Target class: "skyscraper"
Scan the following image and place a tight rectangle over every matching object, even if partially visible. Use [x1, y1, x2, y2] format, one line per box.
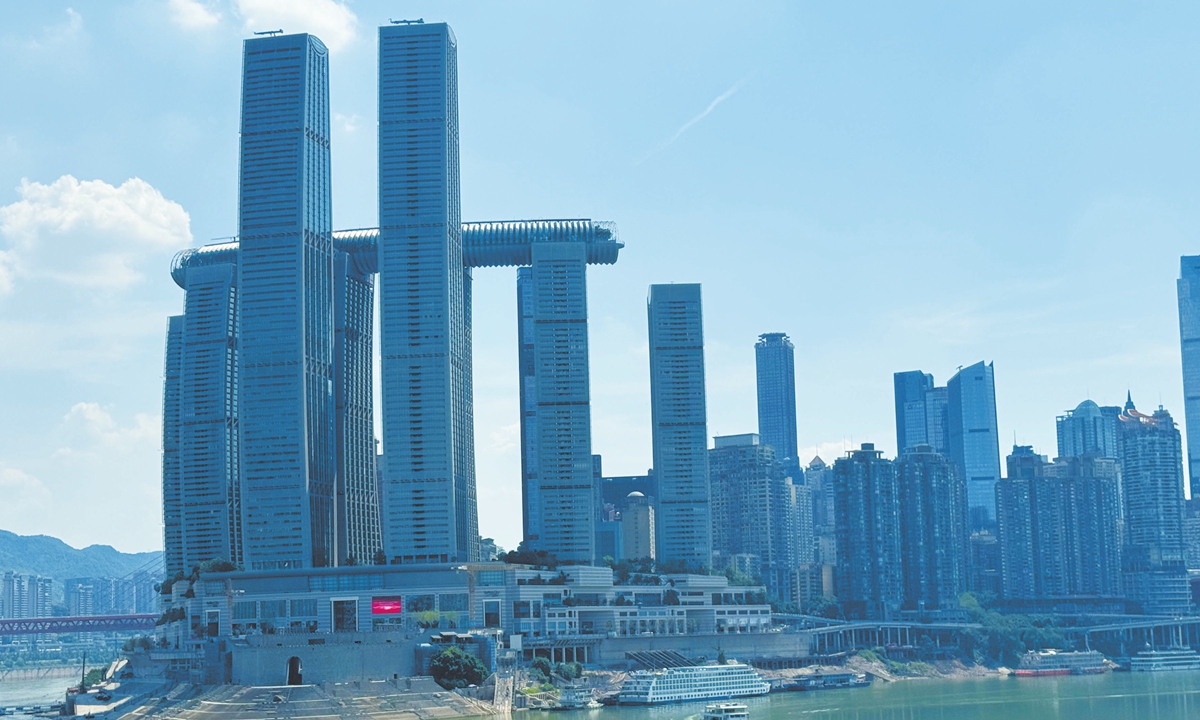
[1056, 399, 1120, 460]
[236, 33, 335, 571]
[893, 370, 948, 454]
[378, 22, 477, 564]
[709, 433, 809, 599]
[755, 334, 798, 469]
[1178, 255, 1200, 498]
[833, 444, 902, 620]
[947, 361, 1002, 526]
[895, 445, 968, 613]
[162, 315, 184, 578]
[648, 283, 712, 568]
[1118, 400, 1191, 615]
[996, 447, 1122, 603]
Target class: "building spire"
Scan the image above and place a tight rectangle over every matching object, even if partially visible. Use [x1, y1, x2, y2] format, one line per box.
[1126, 390, 1135, 411]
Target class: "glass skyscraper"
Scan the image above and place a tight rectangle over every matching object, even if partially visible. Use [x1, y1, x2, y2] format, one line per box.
[946, 361, 1002, 526]
[1056, 399, 1120, 460]
[1178, 255, 1200, 498]
[893, 370, 948, 454]
[378, 22, 477, 564]
[236, 33, 336, 570]
[648, 284, 712, 567]
[755, 333, 798, 469]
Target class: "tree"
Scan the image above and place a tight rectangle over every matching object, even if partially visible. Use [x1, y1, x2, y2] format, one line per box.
[530, 656, 553, 682]
[502, 542, 560, 569]
[430, 646, 488, 690]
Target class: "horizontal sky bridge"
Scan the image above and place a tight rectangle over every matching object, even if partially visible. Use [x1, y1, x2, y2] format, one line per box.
[0, 614, 158, 636]
[171, 219, 622, 288]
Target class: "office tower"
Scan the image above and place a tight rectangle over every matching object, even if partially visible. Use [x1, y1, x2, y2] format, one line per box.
[235, 33, 335, 570]
[709, 433, 809, 598]
[1118, 400, 1191, 614]
[648, 284, 712, 568]
[515, 239, 596, 564]
[1179, 256, 1200, 498]
[895, 445, 968, 613]
[947, 361, 1002, 526]
[755, 333, 798, 469]
[1056, 399, 1121, 459]
[996, 447, 1121, 603]
[164, 244, 241, 576]
[807, 456, 836, 565]
[378, 22, 477, 564]
[162, 316, 184, 577]
[893, 371, 949, 453]
[622, 492, 656, 560]
[833, 444, 902, 620]
[333, 233, 383, 565]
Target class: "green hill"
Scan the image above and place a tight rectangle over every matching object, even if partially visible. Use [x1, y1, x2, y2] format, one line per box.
[0, 529, 162, 581]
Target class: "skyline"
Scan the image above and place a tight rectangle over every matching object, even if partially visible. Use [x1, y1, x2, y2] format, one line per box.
[2, 1, 1200, 553]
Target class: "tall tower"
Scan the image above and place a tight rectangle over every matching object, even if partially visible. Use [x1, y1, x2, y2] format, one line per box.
[833, 444, 902, 620]
[648, 283, 711, 568]
[947, 361, 1001, 527]
[1056, 399, 1120, 460]
[237, 33, 336, 570]
[895, 445, 968, 611]
[162, 316, 184, 578]
[755, 333, 798, 469]
[1178, 256, 1200, 499]
[893, 370, 934, 452]
[378, 22, 478, 563]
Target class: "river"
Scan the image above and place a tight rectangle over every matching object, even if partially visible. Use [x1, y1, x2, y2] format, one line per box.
[566, 671, 1200, 720]
[0, 675, 74, 708]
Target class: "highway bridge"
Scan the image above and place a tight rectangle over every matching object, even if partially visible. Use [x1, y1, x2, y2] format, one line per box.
[0, 614, 157, 636]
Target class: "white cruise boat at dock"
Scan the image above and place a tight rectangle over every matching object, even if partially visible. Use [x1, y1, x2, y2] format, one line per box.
[1130, 647, 1200, 672]
[618, 663, 771, 705]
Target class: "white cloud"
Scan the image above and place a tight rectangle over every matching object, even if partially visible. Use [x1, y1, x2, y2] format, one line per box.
[169, 0, 221, 29]
[0, 465, 54, 535]
[58, 402, 159, 455]
[0, 175, 191, 293]
[637, 77, 749, 165]
[234, 0, 358, 52]
[28, 8, 84, 49]
[334, 112, 361, 133]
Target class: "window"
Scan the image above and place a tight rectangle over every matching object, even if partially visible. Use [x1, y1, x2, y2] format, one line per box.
[260, 600, 287, 619]
[513, 601, 531, 619]
[476, 570, 505, 586]
[291, 599, 318, 617]
[484, 600, 500, 628]
[333, 600, 357, 632]
[440, 593, 469, 612]
[407, 594, 434, 613]
[233, 601, 256, 620]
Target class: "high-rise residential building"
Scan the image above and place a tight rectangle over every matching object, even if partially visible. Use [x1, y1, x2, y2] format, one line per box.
[621, 492, 656, 560]
[996, 447, 1122, 603]
[709, 434, 810, 599]
[648, 283, 712, 568]
[755, 333, 798, 470]
[0, 573, 52, 619]
[1056, 399, 1121, 460]
[893, 370, 949, 453]
[1118, 400, 1191, 615]
[895, 445, 968, 613]
[947, 361, 1002, 526]
[332, 232, 383, 566]
[1178, 255, 1200, 498]
[378, 21, 476, 564]
[164, 244, 241, 577]
[236, 33, 336, 571]
[807, 456, 836, 566]
[833, 444, 902, 620]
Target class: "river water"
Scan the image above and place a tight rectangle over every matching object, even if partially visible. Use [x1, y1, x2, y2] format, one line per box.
[564, 671, 1200, 720]
[0, 675, 74, 708]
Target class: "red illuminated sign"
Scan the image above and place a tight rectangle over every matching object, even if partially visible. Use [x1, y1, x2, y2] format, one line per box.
[371, 596, 403, 615]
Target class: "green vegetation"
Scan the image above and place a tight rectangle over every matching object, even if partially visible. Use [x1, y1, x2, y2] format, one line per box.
[959, 592, 1064, 666]
[529, 656, 553, 682]
[502, 542, 560, 569]
[83, 669, 106, 686]
[556, 661, 583, 679]
[0, 529, 162, 582]
[430, 646, 488, 690]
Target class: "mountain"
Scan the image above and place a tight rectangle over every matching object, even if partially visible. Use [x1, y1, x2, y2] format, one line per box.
[0, 529, 163, 582]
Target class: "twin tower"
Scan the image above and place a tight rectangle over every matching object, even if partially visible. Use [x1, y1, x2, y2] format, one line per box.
[162, 25, 622, 577]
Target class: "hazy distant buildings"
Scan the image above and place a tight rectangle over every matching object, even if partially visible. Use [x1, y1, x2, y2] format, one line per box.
[1056, 399, 1121, 460]
[621, 492, 656, 560]
[894, 371, 944, 452]
[755, 333, 799, 471]
[1178, 255, 1200, 497]
[895, 445, 968, 613]
[648, 284, 712, 568]
[807, 456, 836, 566]
[1118, 399, 1191, 615]
[833, 444, 902, 620]
[0, 573, 52, 619]
[947, 361, 1002, 527]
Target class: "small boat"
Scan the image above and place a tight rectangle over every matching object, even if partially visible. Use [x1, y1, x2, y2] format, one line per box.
[703, 702, 749, 720]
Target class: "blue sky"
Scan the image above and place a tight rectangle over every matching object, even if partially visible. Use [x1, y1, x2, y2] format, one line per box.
[1, 1, 1198, 553]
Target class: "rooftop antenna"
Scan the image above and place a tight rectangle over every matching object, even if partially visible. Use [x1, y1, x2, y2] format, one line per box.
[390, 18, 424, 24]
[253, 29, 283, 36]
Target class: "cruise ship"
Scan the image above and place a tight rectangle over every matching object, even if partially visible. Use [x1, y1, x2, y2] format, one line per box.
[1129, 648, 1200, 672]
[618, 663, 771, 705]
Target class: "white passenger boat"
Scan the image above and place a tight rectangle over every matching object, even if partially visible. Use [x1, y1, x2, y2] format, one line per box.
[703, 702, 749, 720]
[618, 663, 770, 705]
[1130, 648, 1200, 672]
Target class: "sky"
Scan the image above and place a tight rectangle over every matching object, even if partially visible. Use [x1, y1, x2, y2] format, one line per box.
[1, 1, 1199, 554]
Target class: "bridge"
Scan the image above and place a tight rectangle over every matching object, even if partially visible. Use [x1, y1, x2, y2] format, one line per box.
[1064, 616, 1200, 650]
[0, 614, 157, 636]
